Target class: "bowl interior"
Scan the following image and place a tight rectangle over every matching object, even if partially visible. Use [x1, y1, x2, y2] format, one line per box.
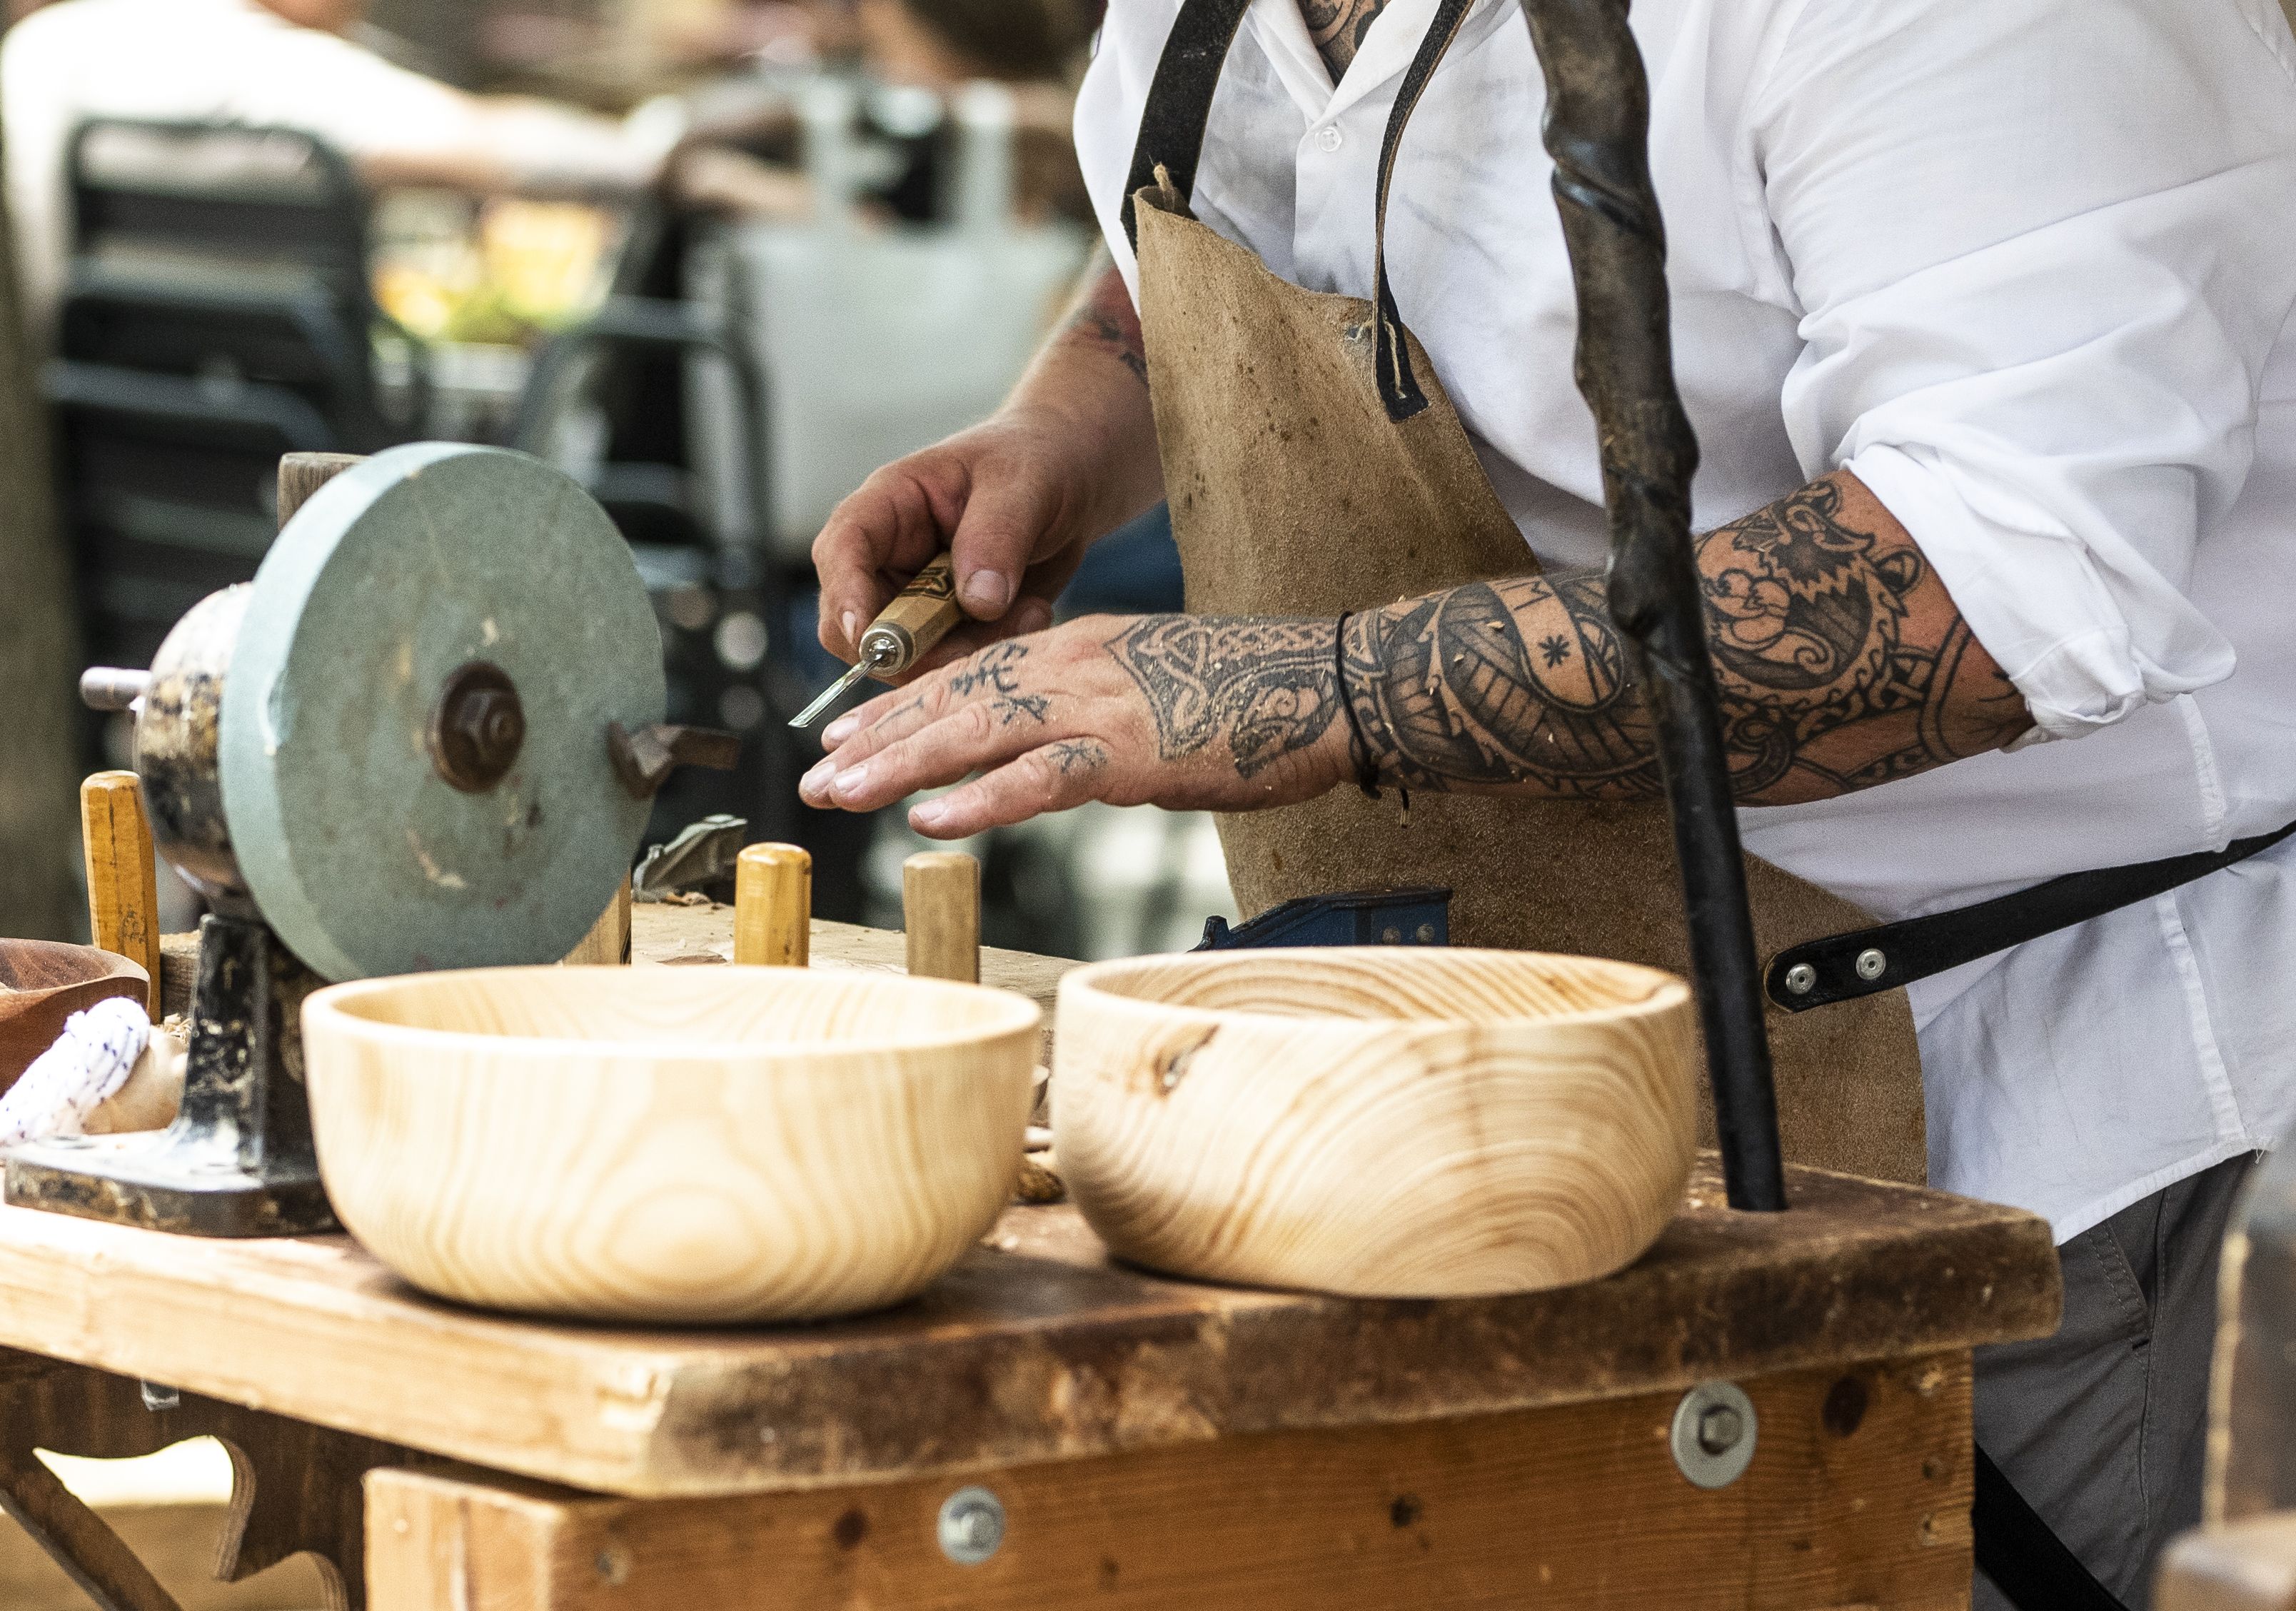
[316, 965, 1040, 1055]
[1072, 948, 1684, 1028]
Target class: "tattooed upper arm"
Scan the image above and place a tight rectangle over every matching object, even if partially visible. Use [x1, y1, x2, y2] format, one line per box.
[1341, 473, 2032, 806]
[1053, 243, 1147, 386]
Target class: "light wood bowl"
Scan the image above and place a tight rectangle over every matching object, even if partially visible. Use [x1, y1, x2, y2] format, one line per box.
[302, 967, 1041, 1325]
[1054, 948, 1698, 1299]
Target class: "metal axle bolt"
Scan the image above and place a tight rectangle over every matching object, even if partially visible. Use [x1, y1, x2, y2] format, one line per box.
[1696, 1403, 1745, 1455]
[937, 1486, 1006, 1565]
[1671, 1382, 1758, 1489]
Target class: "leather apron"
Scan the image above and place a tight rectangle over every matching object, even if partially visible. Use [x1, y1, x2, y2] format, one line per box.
[1123, 0, 1928, 1184]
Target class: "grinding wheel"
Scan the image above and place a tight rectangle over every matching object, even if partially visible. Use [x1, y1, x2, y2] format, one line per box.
[218, 444, 666, 981]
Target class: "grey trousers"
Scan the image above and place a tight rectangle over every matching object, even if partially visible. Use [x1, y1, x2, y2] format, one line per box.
[1972, 1153, 2257, 1611]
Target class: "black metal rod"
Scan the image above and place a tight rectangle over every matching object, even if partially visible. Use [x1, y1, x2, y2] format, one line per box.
[1519, 0, 1788, 1211]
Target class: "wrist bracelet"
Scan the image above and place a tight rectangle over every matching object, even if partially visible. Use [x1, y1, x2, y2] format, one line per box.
[1334, 613, 1386, 802]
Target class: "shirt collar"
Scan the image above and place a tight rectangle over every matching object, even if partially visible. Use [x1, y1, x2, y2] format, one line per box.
[1246, 0, 1449, 126]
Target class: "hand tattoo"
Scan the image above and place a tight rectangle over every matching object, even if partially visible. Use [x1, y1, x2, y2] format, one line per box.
[1047, 739, 1110, 777]
[1299, 0, 1391, 79]
[1107, 616, 1344, 780]
[1343, 475, 2030, 805]
[1055, 244, 1147, 386]
[949, 643, 1029, 698]
[990, 692, 1052, 726]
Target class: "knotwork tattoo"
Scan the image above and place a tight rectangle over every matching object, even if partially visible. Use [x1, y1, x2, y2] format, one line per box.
[1107, 616, 1344, 780]
[1299, 0, 1392, 77]
[1342, 476, 2029, 804]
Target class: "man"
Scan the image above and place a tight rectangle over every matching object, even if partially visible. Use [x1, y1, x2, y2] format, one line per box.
[804, 0, 2296, 1602]
[1, 0, 683, 338]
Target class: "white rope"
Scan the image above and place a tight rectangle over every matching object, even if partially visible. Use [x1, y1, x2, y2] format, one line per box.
[0, 998, 152, 1149]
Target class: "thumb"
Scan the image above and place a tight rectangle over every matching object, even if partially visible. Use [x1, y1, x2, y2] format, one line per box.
[947, 469, 1064, 624]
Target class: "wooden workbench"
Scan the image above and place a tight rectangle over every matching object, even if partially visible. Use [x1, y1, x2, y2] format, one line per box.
[1, 911, 2058, 1610]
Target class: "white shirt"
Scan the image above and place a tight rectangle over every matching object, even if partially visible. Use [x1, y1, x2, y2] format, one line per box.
[2, 0, 663, 336]
[1076, 0, 2296, 1240]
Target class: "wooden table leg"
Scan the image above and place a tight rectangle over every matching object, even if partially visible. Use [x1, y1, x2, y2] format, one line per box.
[369, 1353, 1976, 1610]
[0, 1350, 423, 1611]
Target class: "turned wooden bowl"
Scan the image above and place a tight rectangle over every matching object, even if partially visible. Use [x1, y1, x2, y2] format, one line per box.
[1053, 948, 1698, 1299]
[0, 941, 150, 1091]
[302, 967, 1042, 1325]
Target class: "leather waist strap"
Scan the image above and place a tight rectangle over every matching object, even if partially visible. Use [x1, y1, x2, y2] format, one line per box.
[1767, 817, 2296, 1013]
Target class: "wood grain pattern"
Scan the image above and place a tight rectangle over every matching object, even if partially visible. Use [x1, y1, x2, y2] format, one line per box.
[1056, 948, 1698, 1298]
[902, 853, 980, 984]
[366, 1352, 1978, 1611]
[732, 845, 810, 967]
[559, 877, 631, 967]
[0, 942, 150, 1091]
[274, 455, 365, 528]
[79, 774, 161, 1017]
[0, 1161, 2055, 1498]
[301, 966, 1042, 1324]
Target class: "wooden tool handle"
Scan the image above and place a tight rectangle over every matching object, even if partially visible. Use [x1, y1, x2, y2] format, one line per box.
[79, 773, 161, 1016]
[902, 852, 980, 985]
[278, 453, 367, 530]
[862, 554, 965, 676]
[735, 845, 812, 967]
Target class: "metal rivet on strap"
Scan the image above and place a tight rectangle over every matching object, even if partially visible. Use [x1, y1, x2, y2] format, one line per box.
[1856, 948, 1888, 983]
[1783, 963, 1817, 996]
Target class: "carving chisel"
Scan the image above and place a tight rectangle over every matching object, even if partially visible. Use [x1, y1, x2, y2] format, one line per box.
[790, 553, 965, 728]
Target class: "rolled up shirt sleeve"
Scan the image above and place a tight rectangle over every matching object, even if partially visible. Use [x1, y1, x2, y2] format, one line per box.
[1757, 0, 2296, 740]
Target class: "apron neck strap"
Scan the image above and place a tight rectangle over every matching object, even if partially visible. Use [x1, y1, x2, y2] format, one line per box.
[1121, 0, 1488, 422]
[1122, 0, 1256, 249]
[1372, 0, 1481, 421]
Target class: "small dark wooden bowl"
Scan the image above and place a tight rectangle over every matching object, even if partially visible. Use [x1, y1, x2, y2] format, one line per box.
[0, 942, 150, 1093]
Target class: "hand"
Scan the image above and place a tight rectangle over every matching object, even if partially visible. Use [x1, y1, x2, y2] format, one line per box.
[812, 406, 1142, 673]
[797, 614, 1356, 839]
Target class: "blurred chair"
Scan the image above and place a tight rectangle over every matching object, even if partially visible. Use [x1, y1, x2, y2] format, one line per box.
[45, 118, 423, 672]
[508, 206, 833, 893]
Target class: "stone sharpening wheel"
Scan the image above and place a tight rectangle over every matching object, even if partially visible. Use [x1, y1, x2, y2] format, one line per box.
[7, 446, 737, 1238]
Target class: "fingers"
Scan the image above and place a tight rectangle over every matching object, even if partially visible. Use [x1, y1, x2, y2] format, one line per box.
[911, 741, 1117, 838]
[812, 462, 962, 659]
[807, 695, 1064, 813]
[945, 466, 1070, 624]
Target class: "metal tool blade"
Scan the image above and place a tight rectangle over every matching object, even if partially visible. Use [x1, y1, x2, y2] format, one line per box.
[790, 657, 878, 729]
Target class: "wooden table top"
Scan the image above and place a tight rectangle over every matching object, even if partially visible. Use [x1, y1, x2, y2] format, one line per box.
[0, 1155, 2056, 1500]
[105, 911, 2060, 1500]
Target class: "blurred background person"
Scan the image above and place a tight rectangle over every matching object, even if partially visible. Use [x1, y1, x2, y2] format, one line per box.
[1, 0, 691, 342]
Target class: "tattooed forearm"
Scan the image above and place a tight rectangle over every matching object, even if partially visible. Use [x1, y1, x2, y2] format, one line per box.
[1342, 473, 2031, 806]
[1053, 244, 1147, 386]
[1299, 0, 1391, 79]
[1107, 616, 1345, 780]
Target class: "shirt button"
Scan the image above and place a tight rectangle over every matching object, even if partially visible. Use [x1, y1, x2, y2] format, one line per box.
[1315, 124, 1344, 153]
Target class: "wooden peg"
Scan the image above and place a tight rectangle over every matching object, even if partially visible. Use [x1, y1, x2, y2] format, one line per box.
[903, 852, 980, 984]
[735, 845, 812, 967]
[563, 875, 633, 966]
[277, 452, 366, 529]
[79, 772, 161, 1015]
